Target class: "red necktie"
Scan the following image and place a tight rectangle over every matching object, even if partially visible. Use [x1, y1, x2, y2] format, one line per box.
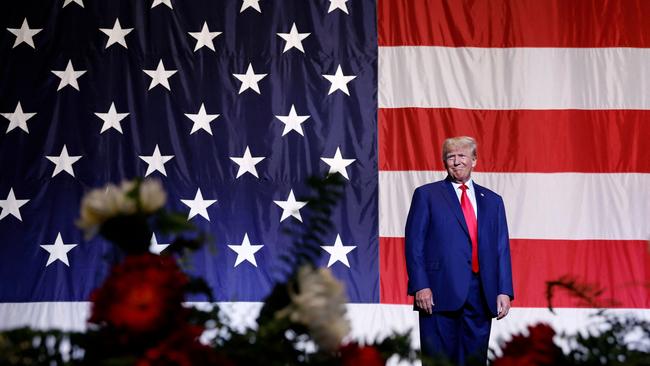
[460, 184, 479, 273]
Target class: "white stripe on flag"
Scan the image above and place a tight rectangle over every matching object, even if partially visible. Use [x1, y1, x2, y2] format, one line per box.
[379, 171, 650, 239]
[379, 47, 650, 109]
[0, 302, 89, 331]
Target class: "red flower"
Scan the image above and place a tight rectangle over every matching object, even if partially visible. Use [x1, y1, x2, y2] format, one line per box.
[340, 343, 385, 366]
[494, 323, 563, 366]
[136, 325, 234, 366]
[89, 254, 189, 333]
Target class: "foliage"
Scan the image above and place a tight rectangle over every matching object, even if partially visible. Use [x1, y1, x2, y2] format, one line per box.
[491, 276, 650, 366]
[0, 176, 418, 365]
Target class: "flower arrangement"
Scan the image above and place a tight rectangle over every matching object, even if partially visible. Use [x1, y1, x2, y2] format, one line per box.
[274, 266, 351, 353]
[492, 323, 562, 366]
[0, 176, 416, 365]
[77, 179, 167, 240]
[89, 254, 189, 334]
[489, 277, 650, 366]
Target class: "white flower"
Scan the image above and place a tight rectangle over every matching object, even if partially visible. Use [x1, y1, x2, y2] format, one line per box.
[276, 266, 350, 352]
[137, 179, 166, 213]
[106, 183, 138, 216]
[76, 179, 166, 239]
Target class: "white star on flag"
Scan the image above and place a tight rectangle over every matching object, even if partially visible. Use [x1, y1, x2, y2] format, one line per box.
[95, 102, 129, 134]
[189, 22, 221, 52]
[230, 146, 265, 178]
[277, 23, 310, 53]
[0, 188, 29, 221]
[7, 18, 42, 49]
[143, 60, 177, 91]
[240, 0, 261, 13]
[139, 145, 174, 177]
[149, 234, 170, 255]
[328, 0, 349, 14]
[184, 103, 219, 135]
[51, 60, 87, 91]
[40, 233, 77, 267]
[228, 233, 264, 267]
[1, 102, 36, 134]
[46, 145, 82, 177]
[99, 19, 133, 49]
[63, 0, 84, 8]
[274, 104, 310, 136]
[273, 189, 308, 222]
[321, 234, 357, 268]
[151, 0, 173, 9]
[323, 65, 356, 95]
[181, 188, 217, 221]
[321, 147, 356, 180]
[321, 234, 356, 267]
[233, 63, 268, 94]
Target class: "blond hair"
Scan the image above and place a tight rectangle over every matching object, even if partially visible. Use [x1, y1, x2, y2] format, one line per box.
[441, 136, 477, 161]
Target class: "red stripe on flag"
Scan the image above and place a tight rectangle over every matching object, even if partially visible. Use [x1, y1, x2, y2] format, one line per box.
[380, 237, 650, 308]
[380, 237, 413, 305]
[379, 108, 650, 172]
[378, 0, 650, 47]
[511, 239, 650, 308]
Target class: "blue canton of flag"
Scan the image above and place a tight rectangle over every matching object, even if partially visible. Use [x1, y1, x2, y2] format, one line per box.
[0, 0, 378, 312]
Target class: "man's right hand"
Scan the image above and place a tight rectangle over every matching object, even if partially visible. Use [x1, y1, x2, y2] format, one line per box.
[415, 288, 434, 314]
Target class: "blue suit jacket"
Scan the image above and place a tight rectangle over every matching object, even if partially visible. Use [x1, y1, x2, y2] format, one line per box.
[405, 178, 514, 317]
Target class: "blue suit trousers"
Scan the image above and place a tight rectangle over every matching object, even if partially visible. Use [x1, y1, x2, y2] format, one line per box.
[419, 274, 492, 366]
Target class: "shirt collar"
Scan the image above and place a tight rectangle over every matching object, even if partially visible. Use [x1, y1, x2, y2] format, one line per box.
[451, 178, 474, 192]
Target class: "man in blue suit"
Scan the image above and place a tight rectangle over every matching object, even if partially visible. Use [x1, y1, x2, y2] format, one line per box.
[405, 136, 514, 365]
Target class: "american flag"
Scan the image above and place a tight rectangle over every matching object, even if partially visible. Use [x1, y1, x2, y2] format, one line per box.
[1, 0, 649, 350]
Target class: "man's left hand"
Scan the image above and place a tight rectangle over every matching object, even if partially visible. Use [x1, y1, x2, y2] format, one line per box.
[496, 294, 511, 320]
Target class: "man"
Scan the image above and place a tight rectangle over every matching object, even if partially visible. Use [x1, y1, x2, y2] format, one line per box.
[405, 136, 514, 365]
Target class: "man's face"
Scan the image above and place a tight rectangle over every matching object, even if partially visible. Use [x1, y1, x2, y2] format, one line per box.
[443, 145, 477, 183]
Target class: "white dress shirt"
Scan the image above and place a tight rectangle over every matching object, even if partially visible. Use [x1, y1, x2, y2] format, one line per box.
[451, 179, 478, 219]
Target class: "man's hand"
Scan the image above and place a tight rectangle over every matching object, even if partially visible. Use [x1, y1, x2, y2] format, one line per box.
[496, 294, 511, 320]
[415, 288, 434, 314]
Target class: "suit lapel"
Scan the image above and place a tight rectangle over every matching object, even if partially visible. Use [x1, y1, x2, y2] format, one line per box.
[441, 178, 470, 236]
